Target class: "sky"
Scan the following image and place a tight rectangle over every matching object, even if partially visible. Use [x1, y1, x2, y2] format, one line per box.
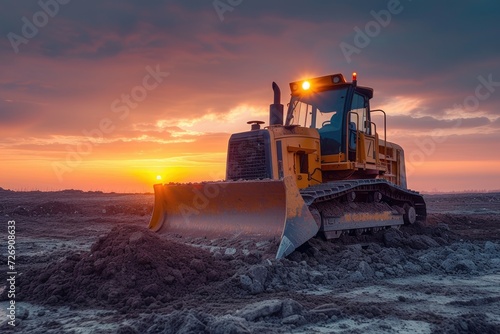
[1, 0, 499, 193]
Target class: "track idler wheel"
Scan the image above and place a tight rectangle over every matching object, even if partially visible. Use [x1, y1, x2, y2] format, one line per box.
[367, 191, 382, 203]
[403, 203, 417, 225]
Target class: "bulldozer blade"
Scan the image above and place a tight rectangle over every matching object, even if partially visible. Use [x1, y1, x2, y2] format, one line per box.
[148, 176, 319, 259]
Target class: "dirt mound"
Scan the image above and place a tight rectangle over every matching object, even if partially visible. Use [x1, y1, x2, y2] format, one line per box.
[31, 201, 78, 215]
[10, 226, 234, 311]
[102, 203, 152, 216]
[7, 201, 78, 216]
[427, 213, 500, 240]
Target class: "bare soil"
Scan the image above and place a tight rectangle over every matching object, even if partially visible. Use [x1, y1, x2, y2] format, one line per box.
[0, 189, 499, 333]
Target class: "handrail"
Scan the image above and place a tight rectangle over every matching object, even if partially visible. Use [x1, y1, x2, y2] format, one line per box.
[370, 109, 387, 168]
[369, 121, 377, 138]
[346, 111, 359, 162]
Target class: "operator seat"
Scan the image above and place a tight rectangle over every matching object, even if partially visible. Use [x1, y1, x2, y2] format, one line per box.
[318, 112, 342, 155]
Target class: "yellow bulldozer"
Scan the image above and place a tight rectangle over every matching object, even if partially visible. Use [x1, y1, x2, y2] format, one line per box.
[149, 73, 426, 258]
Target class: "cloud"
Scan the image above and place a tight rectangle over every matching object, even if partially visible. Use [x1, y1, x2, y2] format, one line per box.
[0, 127, 230, 161]
[386, 115, 492, 131]
[492, 117, 500, 128]
[391, 131, 500, 164]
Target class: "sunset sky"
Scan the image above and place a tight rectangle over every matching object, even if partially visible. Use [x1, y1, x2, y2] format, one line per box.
[1, 0, 499, 193]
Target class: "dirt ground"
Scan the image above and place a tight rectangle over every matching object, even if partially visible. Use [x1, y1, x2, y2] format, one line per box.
[0, 188, 499, 333]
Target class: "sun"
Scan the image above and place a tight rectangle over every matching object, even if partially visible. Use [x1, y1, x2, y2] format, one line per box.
[156, 175, 162, 181]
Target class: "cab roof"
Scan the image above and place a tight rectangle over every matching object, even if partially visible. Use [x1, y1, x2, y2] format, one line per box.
[289, 73, 373, 99]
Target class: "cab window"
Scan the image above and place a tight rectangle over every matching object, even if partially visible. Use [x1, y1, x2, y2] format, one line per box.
[287, 88, 348, 129]
[349, 93, 370, 134]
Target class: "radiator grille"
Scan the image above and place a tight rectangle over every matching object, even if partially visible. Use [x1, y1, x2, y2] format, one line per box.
[227, 134, 270, 180]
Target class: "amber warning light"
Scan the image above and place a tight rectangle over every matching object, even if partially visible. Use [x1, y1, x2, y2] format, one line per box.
[352, 72, 357, 81]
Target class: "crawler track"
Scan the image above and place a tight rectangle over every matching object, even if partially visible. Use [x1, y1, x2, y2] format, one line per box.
[300, 179, 427, 238]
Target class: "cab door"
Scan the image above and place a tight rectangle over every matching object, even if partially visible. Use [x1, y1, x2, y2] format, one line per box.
[349, 93, 377, 164]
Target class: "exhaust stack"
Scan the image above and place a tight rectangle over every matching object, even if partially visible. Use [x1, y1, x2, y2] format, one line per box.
[269, 82, 284, 126]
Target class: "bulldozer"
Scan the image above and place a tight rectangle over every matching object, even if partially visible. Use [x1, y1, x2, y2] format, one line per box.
[149, 73, 426, 259]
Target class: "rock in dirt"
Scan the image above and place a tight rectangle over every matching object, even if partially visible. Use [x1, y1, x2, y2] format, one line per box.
[358, 261, 374, 279]
[383, 228, 406, 248]
[408, 235, 440, 249]
[136, 311, 252, 334]
[236, 299, 283, 321]
[208, 315, 251, 334]
[441, 258, 477, 273]
[235, 299, 305, 322]
[239, 265, 269, 294]
[147, 311, 207, 334]
[282, 314, 306, 325]
[281, 299, 305, 318]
